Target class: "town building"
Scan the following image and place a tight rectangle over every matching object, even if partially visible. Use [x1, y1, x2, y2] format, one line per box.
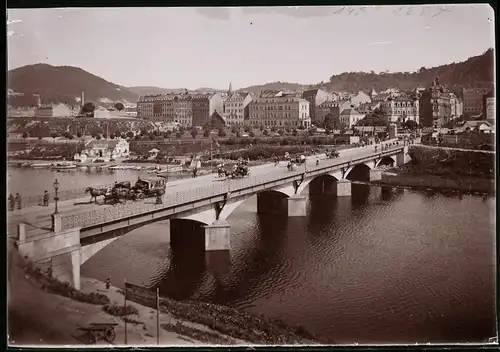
[419, 78, 452, 128]
[223, 91, 253, 126]
[315, 100, 353, 126]
[35, 103, 73, 118]
[248, 91, 311, 129]
[124, 107, 137, 117]
[456, 120, 493, 133]
[301, 89, 334, 125]
[81, 138, 130, 161]
[8, 107, 36, 118]
[137, 92, 222, 127]
[462, 88, 489, 116]
[380, 94, 420, 124]
[449, 93, 463, 119]
[349, 91, 372, 108]
[94, 106, 111, 119]
[483, 90, 495, 121]
[339, 108, 365, 129]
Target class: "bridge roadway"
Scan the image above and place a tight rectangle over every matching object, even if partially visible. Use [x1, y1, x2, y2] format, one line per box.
[14, 141, 404, 238]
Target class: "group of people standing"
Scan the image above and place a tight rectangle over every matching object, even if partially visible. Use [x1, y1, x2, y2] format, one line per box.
[8, 190, 51, 211]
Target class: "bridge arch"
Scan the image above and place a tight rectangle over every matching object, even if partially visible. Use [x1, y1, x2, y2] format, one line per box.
[345, 163, 372, 181]
[376, 156, 396, 168]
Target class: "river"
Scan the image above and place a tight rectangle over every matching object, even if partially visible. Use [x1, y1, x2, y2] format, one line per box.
[10, 169, 497, 344]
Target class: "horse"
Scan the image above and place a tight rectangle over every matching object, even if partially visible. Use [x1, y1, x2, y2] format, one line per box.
[85, 187, 107, 203]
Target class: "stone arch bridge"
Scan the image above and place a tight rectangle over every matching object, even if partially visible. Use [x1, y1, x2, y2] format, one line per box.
[16, 145, 409, 289]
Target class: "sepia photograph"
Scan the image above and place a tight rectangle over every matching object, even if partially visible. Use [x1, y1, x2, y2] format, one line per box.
[7, 4, 497, 347]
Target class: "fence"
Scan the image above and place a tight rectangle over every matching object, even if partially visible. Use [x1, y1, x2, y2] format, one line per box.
[60, 145, 405, 230]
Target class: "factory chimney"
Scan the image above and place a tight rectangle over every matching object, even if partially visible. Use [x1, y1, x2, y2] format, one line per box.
[81, 92, 85, 107]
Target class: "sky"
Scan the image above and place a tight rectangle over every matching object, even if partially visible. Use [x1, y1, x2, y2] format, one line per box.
[7, 5, 495, 90]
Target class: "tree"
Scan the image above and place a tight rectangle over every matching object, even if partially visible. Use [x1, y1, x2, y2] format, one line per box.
[120, 133, 126, 139]
[22, 132, 29, 140]
[292, 129, 298, 137]
[149, 133, 155, 141]
[164, 130, 172, 138]
[191, 127, 198, 139]
[218, 128, 226, 137]
[231, 126, 239, 134]
[114, 102, 125, 111]
[308, 126, 317, 136]
[402, 120, 418, 130]
[244, 126, 251, 133]
[103, 133, 107, 139]
[324, 113, 340, 131]
[263, 129, 269, 136]
[140, 128, 148, 136]
[178, 126, 185, 136]
[76, 131, 82, 138]
[176, 132, 182, 139]
[126, 131, 135, 139]
[203, 129, 210, 138]
[81, 102, 96, 116]
[278, 129, 285, 136]
[96, 134, 102, 140]
[50, 132, 58, 142]
[270, 126, 277, 133]
[249, 131, 255, 137]
[109, 133, 116, 139]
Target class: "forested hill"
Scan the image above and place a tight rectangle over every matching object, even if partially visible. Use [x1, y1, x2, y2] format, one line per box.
[240, 48, 494, 94]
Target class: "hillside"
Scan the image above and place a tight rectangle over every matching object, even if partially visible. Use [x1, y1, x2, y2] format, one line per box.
[8, 64, 139, 106]
[128, 86, 223, 96]
[239, 49, 494, 94]
[239, 81, 310, 94]
[8, 48, 494, 107]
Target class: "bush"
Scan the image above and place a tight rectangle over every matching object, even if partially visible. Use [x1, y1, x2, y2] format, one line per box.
[103, 303, 139, 317]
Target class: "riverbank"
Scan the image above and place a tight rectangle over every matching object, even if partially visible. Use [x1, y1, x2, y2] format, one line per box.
[373, 170, 495, 194]
[8, 242, 319, 346]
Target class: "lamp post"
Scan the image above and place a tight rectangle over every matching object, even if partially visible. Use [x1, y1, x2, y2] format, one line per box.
[53, 178, 60, 214]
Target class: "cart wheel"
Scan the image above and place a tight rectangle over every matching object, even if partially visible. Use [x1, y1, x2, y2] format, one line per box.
[105, 327, 116, 343]
[138, 193, 145, 200]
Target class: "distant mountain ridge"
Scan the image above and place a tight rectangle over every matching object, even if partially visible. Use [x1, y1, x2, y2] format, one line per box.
[8, 48, 493, 108]
[8, 64, 139, 106]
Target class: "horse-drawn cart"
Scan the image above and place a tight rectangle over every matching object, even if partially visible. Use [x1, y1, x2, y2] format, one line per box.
[76, 322, 117, 344]
[134, 177, 167, 198]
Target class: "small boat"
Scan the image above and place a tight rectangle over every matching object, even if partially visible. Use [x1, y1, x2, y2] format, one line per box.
[52, 161, 77, 170]
[32, 163, 53, 168]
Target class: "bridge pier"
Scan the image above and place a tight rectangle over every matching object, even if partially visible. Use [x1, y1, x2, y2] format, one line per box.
[369, 169, 383, 181]
[287, 195, 307, 217]
[337, 179, 352, 197]
[204, 220, 231, 251]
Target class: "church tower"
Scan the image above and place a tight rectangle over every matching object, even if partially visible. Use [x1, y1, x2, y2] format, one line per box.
[228, 82, 232, 95]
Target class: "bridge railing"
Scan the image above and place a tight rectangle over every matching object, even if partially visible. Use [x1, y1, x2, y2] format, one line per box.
[21, 182, 119, 208]
[60, 145, 405, 230]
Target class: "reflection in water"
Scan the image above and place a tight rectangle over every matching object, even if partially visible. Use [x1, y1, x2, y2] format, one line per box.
[81, 185, 495, 344]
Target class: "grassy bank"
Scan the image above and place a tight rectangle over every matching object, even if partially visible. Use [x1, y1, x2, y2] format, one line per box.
[373, 171, 495, 194]
[11, 249, 320, 346]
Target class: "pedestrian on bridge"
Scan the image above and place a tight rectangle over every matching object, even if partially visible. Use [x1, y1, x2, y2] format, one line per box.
[43, 190, 50, 206]
[8, 194, 15, 211]
[15, 193, 22, 210]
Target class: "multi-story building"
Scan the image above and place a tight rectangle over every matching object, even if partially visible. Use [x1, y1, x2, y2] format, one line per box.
[339, 108, 365, 129]
[349, 91, 372, 108]
[462, 88, 489, 116]
[419, 78, 452, 128]
[483, 90, 495, 121]
[35, 103, 73, 118]
[380, 94, 420, 124]
[449, 92, 463, 119]
[301, 89, 333, 125]
[223, 92, 253, 126]
[8, 107, 36, 118]
[137, 92, 222, 127]
[248, 91, 311, 129]
[191, 93, 211, 127]
[316, 100, 354, 125]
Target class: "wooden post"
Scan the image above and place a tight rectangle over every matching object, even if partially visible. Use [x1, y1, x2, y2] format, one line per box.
[124, 278, 128, 345]
[156, 287, 160, 345]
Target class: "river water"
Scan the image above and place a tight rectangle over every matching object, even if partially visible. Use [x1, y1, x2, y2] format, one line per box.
[10, 168, 497, 344]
